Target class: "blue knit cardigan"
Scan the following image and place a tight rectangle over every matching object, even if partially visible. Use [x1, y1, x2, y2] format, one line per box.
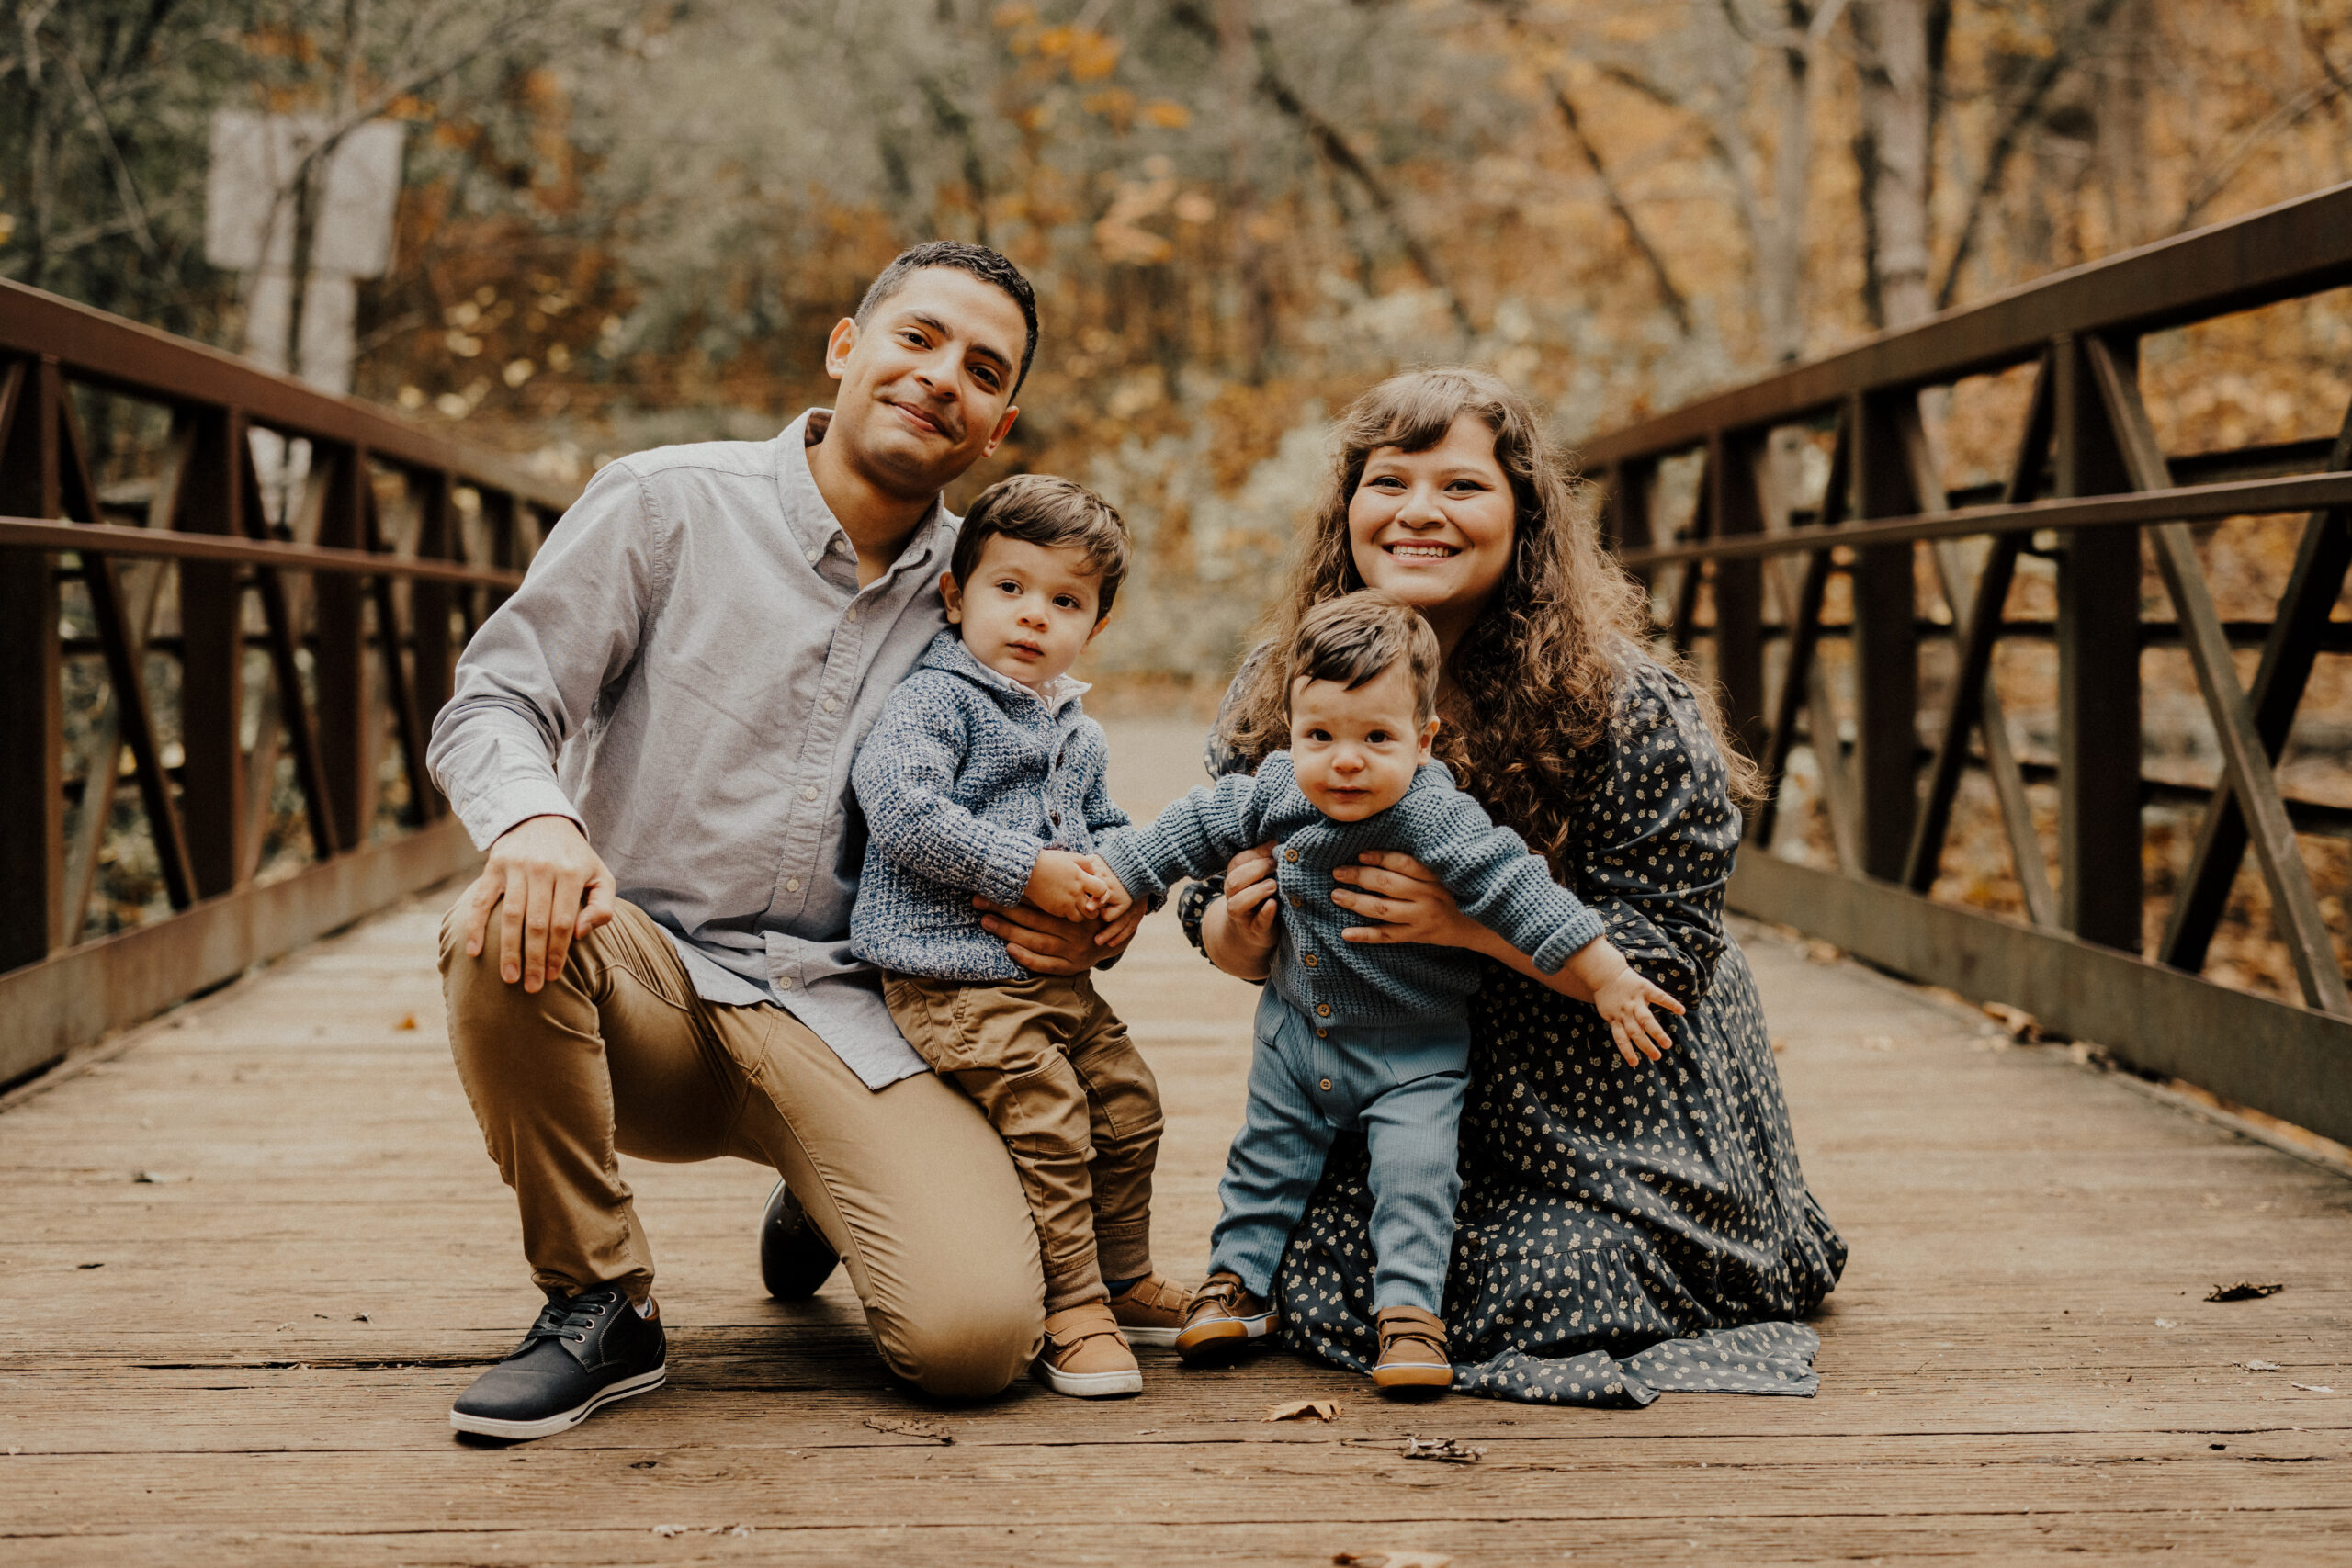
[849, 631, 1129, 982]
[1098, 754, 1605, 1027]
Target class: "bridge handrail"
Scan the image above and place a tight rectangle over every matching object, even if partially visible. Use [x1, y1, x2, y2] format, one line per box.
[1581, 180, 2352, 1147]
[0, 277, 580, 1087]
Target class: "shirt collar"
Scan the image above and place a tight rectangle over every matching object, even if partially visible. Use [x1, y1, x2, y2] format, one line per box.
[922, 627, 1091, 715]
[775, 409, 956, 585]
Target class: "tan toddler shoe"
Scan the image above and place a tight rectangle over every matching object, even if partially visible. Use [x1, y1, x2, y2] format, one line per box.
[1032, 1301, 1142, 1398]
[1173, 1272, 1278, 1365]
[1106, 1273, 1193, 1348]
[1371, 1304, 1452, 1396]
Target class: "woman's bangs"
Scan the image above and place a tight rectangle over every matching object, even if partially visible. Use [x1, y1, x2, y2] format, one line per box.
[1351, 378, 1495, 457]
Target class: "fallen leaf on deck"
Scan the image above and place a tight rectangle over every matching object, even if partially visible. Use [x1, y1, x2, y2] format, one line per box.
[1983, 1002, 2041, 1042]
[2207, 1281, 2284, 1303]
[133, 1170, 186, 1184]
[353, 1313, 372, 1324]
[1769, 1036, 1786, 1055]
[1264, 1398, 1342, 1423]
[2154, 1318, 2178, 1328]
[2291, 1383, 2336, 1393]
[863, 1416, 954, 1444]
[396, 1012, 419, 1031]
[1397, 1435, 1484, 1464]
[1334, 1552, 1453, 1567]
[2244, 1359, 2282, 1372]
[651, 1524, 687, 1537]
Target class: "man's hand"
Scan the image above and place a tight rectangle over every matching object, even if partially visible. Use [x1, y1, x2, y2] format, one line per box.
[458, 814, 618, 993]
[975, 893, 1143, 976]
[1024, 848, 1114, 921]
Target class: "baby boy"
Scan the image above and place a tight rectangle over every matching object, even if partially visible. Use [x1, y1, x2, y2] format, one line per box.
[1094, 592, 1683, 1394]
[849, 474, 1189, 1399]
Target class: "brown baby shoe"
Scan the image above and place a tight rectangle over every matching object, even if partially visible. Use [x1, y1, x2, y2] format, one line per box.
[1107, 1273, 1193, 1348]
[1371, 1305, 1453, 1395]
[1173, 1271, 1278, 1365]
[1032, 1301, 1142, 1398]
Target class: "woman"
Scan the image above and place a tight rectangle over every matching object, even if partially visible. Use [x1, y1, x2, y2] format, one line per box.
[1182, 367, 1845, 1405]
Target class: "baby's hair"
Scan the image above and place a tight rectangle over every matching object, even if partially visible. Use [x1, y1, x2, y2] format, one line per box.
[1286, 591, 1442, 727]
[949, 474, 1132, 617]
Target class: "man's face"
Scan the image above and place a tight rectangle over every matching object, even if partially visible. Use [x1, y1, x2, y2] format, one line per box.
[824, 268, 1027, 499]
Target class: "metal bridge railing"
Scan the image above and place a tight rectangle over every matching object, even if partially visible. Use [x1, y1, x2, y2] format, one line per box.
[1584, 182, 2352, 1145]
[0, 280, 577, 1085]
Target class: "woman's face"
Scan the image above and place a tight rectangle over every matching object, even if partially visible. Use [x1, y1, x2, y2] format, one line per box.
[1346, 414, 1518, 627]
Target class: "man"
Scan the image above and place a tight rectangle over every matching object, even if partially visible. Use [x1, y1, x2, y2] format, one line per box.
[428, 243, 1175, 1441]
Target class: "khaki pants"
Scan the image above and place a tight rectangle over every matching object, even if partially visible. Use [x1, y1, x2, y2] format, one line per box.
[884, 973, 1162, 1313]
[438, 897, 1043, 1398]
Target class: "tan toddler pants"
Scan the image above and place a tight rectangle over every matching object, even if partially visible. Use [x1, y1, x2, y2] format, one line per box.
[883, 972, 1162, 1312]
[439, 897, 1044, 1398]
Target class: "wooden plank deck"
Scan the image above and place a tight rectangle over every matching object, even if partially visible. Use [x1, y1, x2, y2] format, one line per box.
[3, 718, 2348, 1566]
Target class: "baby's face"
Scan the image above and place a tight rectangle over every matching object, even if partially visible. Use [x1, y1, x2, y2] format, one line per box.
[941, 535, 1107, 692]
[1287, 663, 1437, 822]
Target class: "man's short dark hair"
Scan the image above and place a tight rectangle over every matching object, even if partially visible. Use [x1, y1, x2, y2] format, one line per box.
[950, 474, 1131, 618]
[1286, 592, 1442, 724]
[855, 242, 1040, 397]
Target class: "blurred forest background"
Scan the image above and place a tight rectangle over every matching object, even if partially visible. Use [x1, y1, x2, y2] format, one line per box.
[10, 0, 2352, 998]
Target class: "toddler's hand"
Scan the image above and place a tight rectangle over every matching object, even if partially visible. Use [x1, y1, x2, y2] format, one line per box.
[1566, 937, 1687, 1068]
[1025, 848, 1112, 921]
[1078, 853, 1136, 924]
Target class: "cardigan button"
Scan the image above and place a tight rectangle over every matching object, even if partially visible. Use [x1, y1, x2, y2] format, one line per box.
[1318, 1077, 1333, 1091]
[1315, 1003, 1331, 1018]
[1316, 1028, 1328, 1039]
[1303, 953, 1317, 967]
[1284, 848, 1299, 863]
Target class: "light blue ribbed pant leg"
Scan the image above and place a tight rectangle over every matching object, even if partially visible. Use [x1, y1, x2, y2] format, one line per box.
[1205, 995, 1335, 1300]
[1358, 1066, 1466, 1313]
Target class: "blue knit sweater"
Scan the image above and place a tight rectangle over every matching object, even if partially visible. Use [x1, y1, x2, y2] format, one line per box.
[850, 631, 1129, 982]
[1098, 755, 1606, 1027]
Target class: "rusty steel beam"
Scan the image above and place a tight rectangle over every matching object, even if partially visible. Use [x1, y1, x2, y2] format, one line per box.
[1583, 181, 2352, 465]
[0, 280, 572, 513]
[0, 517, 526, 586]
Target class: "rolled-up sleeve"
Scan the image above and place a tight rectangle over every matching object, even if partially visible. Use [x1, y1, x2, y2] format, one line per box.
[427, 459, 672, 851]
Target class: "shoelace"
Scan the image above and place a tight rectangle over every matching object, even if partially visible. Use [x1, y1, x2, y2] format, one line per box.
[520, 1288, 621, 1350]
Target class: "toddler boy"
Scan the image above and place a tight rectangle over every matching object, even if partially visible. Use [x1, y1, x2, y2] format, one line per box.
[850, 474, 1188, 1399]
[1094, 592, 1683, 1394]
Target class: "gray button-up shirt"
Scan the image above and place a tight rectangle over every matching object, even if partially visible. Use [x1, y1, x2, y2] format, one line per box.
[426, 410, 952, 1089]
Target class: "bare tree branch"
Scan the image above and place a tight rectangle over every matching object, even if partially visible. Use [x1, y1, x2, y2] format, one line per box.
[1545, 75, 1692, 333]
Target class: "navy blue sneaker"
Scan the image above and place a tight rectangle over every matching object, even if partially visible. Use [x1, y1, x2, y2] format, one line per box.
[759, 1177, 841, 1300]
[449, 1286, 666, 1440]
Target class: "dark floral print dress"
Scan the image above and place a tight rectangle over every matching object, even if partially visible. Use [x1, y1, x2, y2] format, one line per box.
[1177, 654, 1846, 1406]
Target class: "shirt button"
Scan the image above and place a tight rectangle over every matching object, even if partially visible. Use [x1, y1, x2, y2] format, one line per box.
[1315, 1002, 1331, 1018]
[845, 605, 861, 623]
[1318, 1078, 1333, 1091]
[805, 547, 821, 564]
[801, 785, 820, 803]
[776, 976, 795, 990]
[822, 696, 839, 713]
[786, 877, 801, 893]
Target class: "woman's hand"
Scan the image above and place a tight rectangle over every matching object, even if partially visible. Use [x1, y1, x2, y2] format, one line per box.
[1201, 841, 1279, 980]
[1331, 851, 1485, 950]
[976, 894, 1144, 975]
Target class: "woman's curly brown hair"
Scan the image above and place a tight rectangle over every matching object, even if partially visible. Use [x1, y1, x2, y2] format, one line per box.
[1224, 367, 1758, 868]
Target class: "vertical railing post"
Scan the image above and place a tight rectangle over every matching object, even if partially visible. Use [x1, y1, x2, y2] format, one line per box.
[0, 358, 66, 965]
[313, 446, 372, 852]
[1710, 431, 1770, 764]
[407, 469, 456, 818]
[174, 407, 251, 897]
[2052, 333, 2145, 951]
[1849, 390, 1923, 880]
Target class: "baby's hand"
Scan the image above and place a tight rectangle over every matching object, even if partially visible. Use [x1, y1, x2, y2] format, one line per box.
[1078, 853, 1136, 924]
[1025, 848, 1112, 921]
[1566, 938, 1687, 1068]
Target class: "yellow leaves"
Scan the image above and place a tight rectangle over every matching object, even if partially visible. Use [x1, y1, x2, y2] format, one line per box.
[992, 2, 1036, 27]
[1143, 99, 1192, 130]
[1085, 88, 1136, 131]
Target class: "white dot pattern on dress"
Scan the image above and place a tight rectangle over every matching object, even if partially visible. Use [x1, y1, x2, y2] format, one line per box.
[1185, 653, 1848, 1407]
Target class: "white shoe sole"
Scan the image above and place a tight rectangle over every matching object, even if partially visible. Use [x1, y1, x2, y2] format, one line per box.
[449, 1364, 667, 1440]
[1032, 1359, 1143, 1398]
[1116, 1324, 1182, 1348]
